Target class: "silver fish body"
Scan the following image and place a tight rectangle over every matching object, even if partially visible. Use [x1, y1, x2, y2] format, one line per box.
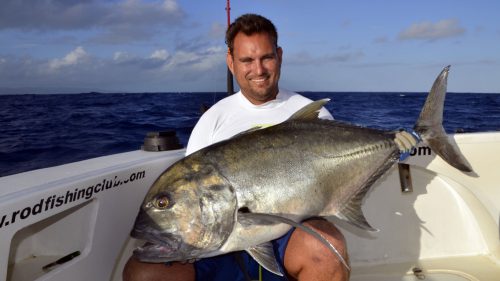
[131, 66, 472, 274]
[209, 119, 398, 250]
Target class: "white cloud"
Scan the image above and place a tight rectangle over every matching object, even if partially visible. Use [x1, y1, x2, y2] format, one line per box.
[113, 51, 131, 61]
[162, 0, 180, 12]
[190, 46, 225, 71]
[110, 0, 184, 26]
[0, 44, 227, 92]
[49, 46, 89, 70]
[0, 0, 185, 30]
[286, 50, 364, 66]
[0, 0, 186, 45]
[398, 19, 465, 41]
[150, 49, 170, 60]
[162, 51, 199, 71]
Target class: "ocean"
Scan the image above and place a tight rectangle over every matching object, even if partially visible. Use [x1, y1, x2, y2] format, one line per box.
[1, 92, 499, 177]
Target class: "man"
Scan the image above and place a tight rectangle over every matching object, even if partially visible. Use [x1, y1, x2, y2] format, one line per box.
[124, 14, 349, 281]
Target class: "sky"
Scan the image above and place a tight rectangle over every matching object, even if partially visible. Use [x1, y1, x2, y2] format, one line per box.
[1, 0, 499, 94]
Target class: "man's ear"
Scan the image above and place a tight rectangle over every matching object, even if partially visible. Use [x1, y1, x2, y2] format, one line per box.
[226, 51, 234, 74]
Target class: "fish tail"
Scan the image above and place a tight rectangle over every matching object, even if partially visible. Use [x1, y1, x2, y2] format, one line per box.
[413, 65, 473, 172]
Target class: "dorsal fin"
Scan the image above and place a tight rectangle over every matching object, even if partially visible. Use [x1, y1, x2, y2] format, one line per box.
[230, 99, 330, 139]
[287, 99, 330, 121]
[230, 125, 265, 139]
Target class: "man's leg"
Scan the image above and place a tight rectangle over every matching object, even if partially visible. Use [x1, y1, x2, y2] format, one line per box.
[123, 257, 195, 281]
[283, 218, 349, 281]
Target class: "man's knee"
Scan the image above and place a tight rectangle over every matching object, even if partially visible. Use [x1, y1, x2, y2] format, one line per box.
[123, 257, 195, 281]
[123, 257, 147, 281]
[284, 218, 349, 281]
[300, 219, 348, 263]
[304, 219, 347, 252]
[123, 257, 161, 281]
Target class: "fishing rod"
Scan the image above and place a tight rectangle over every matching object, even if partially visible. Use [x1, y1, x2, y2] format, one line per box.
[200, 0, 234, 113]
[226, 0, 234, 96]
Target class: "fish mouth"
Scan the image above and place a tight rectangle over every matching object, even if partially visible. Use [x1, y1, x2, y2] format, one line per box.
[131, 226, 182, 262]
[132, 232, 182, 262]
[133, 241, 177, 262]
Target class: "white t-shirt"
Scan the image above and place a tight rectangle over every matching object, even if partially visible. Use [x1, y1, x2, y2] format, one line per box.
[185, 89, 333, 155]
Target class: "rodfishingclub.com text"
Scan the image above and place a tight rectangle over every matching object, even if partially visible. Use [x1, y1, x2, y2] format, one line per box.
[0, 170, 146, 229]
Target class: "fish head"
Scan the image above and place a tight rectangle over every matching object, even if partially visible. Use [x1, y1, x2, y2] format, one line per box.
[131, 158, 237, 262]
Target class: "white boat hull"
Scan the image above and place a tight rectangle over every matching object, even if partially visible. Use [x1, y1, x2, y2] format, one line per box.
[1, 132, 499, 280]
[346, 132, 500, 280]
[0, 149, 185, 281]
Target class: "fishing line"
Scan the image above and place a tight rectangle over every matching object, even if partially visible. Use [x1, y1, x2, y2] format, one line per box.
[241, 212, 351, 272]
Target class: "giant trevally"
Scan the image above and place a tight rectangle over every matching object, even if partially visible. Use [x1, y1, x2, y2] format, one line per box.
[130, 66, 472, 275]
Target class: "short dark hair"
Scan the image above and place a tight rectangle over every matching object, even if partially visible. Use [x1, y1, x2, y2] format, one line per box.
[225, 14, 278, 56]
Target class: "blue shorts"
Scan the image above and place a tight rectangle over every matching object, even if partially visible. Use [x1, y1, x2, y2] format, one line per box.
[194, 228, 294, 281]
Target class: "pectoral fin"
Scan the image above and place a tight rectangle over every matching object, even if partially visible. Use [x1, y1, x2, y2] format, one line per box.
[246, 242, 283, 276]
[238, 211, 279, 226]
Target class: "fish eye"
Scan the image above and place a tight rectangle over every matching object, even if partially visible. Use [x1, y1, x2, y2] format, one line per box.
[154, 194, 171, 209]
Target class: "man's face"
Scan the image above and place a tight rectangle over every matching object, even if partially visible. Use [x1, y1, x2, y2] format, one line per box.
[227, 32, 282, 105]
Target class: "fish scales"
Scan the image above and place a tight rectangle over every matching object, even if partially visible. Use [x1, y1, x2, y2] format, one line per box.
[191, 119, 400, 252]
[131, 66, 473, 275]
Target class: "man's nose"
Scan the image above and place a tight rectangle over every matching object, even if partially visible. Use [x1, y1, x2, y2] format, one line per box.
[253, 60, 265, 75]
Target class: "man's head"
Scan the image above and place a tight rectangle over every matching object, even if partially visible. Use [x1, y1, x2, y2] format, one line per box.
[226, 14, 283, 105]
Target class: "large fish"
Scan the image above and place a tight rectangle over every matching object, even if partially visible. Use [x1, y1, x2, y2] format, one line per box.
[130, 66, 472, 275]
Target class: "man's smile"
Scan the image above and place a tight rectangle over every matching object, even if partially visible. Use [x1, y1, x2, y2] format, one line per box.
[249, 76, 269, 84]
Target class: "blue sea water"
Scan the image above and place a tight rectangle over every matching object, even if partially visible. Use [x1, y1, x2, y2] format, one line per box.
[1, 92, 499, 177]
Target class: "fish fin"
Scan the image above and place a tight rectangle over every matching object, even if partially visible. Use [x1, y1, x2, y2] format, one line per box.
[423, 135, 472, 172]
[239, 212, 351, 271]
[334, 152, 399, 232]
[334, 208, 378, 232]
[230, 126, 266, 139]
[229, 99, 330, 138]
[287, 99, 330, 121]
[413, 65, 473, 172]
[237, 211, 278, 226]
[246, 243, 283, 276]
